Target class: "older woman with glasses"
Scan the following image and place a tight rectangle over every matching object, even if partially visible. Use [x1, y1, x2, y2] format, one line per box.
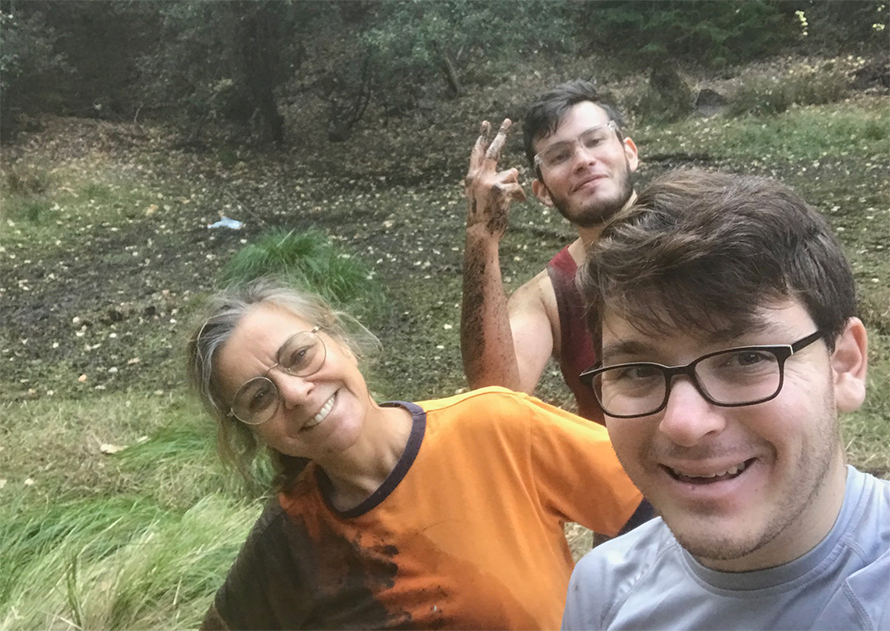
[188, 278, 647, 631]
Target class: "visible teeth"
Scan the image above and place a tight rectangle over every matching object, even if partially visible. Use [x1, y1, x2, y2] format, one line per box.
[673, 461, 748, 479]
[303, 395, 335, 430]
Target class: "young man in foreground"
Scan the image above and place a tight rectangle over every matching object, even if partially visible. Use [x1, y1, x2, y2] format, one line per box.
[563, 170, 889, 630]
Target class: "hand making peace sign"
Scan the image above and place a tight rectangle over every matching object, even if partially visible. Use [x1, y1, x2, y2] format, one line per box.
[464, 119, 527, 239]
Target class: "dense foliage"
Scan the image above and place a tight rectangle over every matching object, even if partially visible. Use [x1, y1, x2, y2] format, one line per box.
[0, 0, 887, 140]
[0, 9, 69, 138]
[572, 0, 794, 68]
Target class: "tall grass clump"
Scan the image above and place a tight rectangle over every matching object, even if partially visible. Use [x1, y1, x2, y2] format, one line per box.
[2, 163, 51, 196]
[1, 196, 55, 224]
[728, 66, 849, 117]
[0, 163, 56, 224]
[0, 494, 258, 631]
[115, 419, 275, 506]
[80, 182, 114, 201]
[220, 228, 388, 327]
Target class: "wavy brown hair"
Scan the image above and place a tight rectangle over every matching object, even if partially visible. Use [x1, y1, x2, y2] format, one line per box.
[580, 169, 857, 351]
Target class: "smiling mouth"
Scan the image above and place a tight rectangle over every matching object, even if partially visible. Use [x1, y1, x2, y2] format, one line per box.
[301, 392, 336, 432]
[574, 176, 605, 192]
[666, 459, 755, 484]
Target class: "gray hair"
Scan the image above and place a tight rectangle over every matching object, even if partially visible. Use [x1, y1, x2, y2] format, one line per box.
[186, 277, 379, 487]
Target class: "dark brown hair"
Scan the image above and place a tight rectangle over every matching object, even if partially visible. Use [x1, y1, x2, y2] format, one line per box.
[580, 170, 857, 350]
[522, 79, 626, 171]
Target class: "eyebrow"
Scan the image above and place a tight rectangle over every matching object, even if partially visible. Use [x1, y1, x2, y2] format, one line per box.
[600, 339, 657, 365]
[541, 123, 611, 150]
[601, 320, 787, 365]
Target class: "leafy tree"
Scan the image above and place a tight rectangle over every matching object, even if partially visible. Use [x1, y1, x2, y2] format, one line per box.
[0, 6, 70, 138]
[40, 1, 159, 119]
[362, 0, 576, 106]
[137, 1, 335, 144]
[784, 0, 890, 52]
[572, 0, 796, 69]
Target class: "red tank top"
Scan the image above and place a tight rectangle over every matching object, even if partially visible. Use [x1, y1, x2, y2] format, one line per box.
[546, 246, 604, 424]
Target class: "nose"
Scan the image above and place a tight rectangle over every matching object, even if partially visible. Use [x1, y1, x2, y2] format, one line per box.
[275, 372, 314, 409]
[657, 377, 726, 447]
[572, 143, 599, 169]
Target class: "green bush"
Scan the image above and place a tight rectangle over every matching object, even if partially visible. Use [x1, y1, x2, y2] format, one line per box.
[729, 67, 850, 117]
[0, 10, 71, 138]
[1, 196, 55, 224]
[81, 182, 114, 201]
[3, 164, 51, 196]
[631, 64, 695, 123]
[362, 0, 575, 102]
[572, 0, 795, 69]
[219, 228, 388, 327]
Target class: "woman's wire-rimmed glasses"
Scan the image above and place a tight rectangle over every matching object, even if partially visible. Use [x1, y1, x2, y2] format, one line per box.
[228, 326, 326, 425]
[579, 330, 826, 419]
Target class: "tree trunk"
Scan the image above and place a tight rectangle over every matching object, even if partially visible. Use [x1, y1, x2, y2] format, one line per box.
[240, 2, 285, 144]
[434, 41, 462, 98]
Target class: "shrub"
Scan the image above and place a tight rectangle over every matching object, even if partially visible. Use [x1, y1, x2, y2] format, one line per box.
[631, 63, 695, 123]
[729, 66, 850, 117]
[3, 164, 51, 196]
[572, 0, 795, 69]
[0, 10, 70, 138]
[729, 77, 793, 116]
[219, 228, 388, 327]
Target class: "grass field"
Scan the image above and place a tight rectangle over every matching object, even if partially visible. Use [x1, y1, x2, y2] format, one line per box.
[1, 58, 888, 629]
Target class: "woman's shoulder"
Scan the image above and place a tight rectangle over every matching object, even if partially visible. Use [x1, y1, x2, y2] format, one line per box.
[416, 386, 595, 435]
[417, 386, 534, 416]
[414, 387, 563, 446]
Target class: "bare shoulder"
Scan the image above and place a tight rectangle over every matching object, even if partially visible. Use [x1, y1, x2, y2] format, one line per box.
[508, 269, 555, 312]
[507, 269, 561, 350]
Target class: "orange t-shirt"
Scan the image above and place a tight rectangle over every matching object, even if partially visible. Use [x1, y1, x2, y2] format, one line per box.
[204, 387, 643, 630]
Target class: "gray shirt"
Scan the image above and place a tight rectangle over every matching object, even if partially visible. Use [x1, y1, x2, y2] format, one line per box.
[562, 466, 890, 630]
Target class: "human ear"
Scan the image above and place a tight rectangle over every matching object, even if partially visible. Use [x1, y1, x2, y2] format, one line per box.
[532, 178, 554, 207]
[623, 137, 639, 173]
[831, 317, 868, 413]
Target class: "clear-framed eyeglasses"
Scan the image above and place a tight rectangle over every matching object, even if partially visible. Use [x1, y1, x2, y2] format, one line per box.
[534, 120, 620, 172]
[228, 326, 326, 425]
[579, 330, 825, 419]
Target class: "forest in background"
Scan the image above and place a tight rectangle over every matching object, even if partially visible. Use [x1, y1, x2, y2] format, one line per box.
[2, 0, 888, 143]
[1, 2, 888, 629]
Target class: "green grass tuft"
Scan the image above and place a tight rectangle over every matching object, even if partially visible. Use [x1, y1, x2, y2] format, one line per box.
[0, 494, 260, 630]
[638, 99, 890, 162]
[220, 228, 389, 327]
[728, 67, 850, 117]
[0, 194, 56, 224]
[2, 164, 51, 196]
[115, 419, 272, 508]
[81, 182, 114, 201]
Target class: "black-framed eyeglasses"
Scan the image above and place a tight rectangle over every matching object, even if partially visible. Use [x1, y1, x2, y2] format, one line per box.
[534, 120, 620, 172]
[579, 330, 826, 419]
[228, 326, 326, 425]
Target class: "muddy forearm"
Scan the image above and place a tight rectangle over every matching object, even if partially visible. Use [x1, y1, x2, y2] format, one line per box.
[460, 226, 521, 389]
